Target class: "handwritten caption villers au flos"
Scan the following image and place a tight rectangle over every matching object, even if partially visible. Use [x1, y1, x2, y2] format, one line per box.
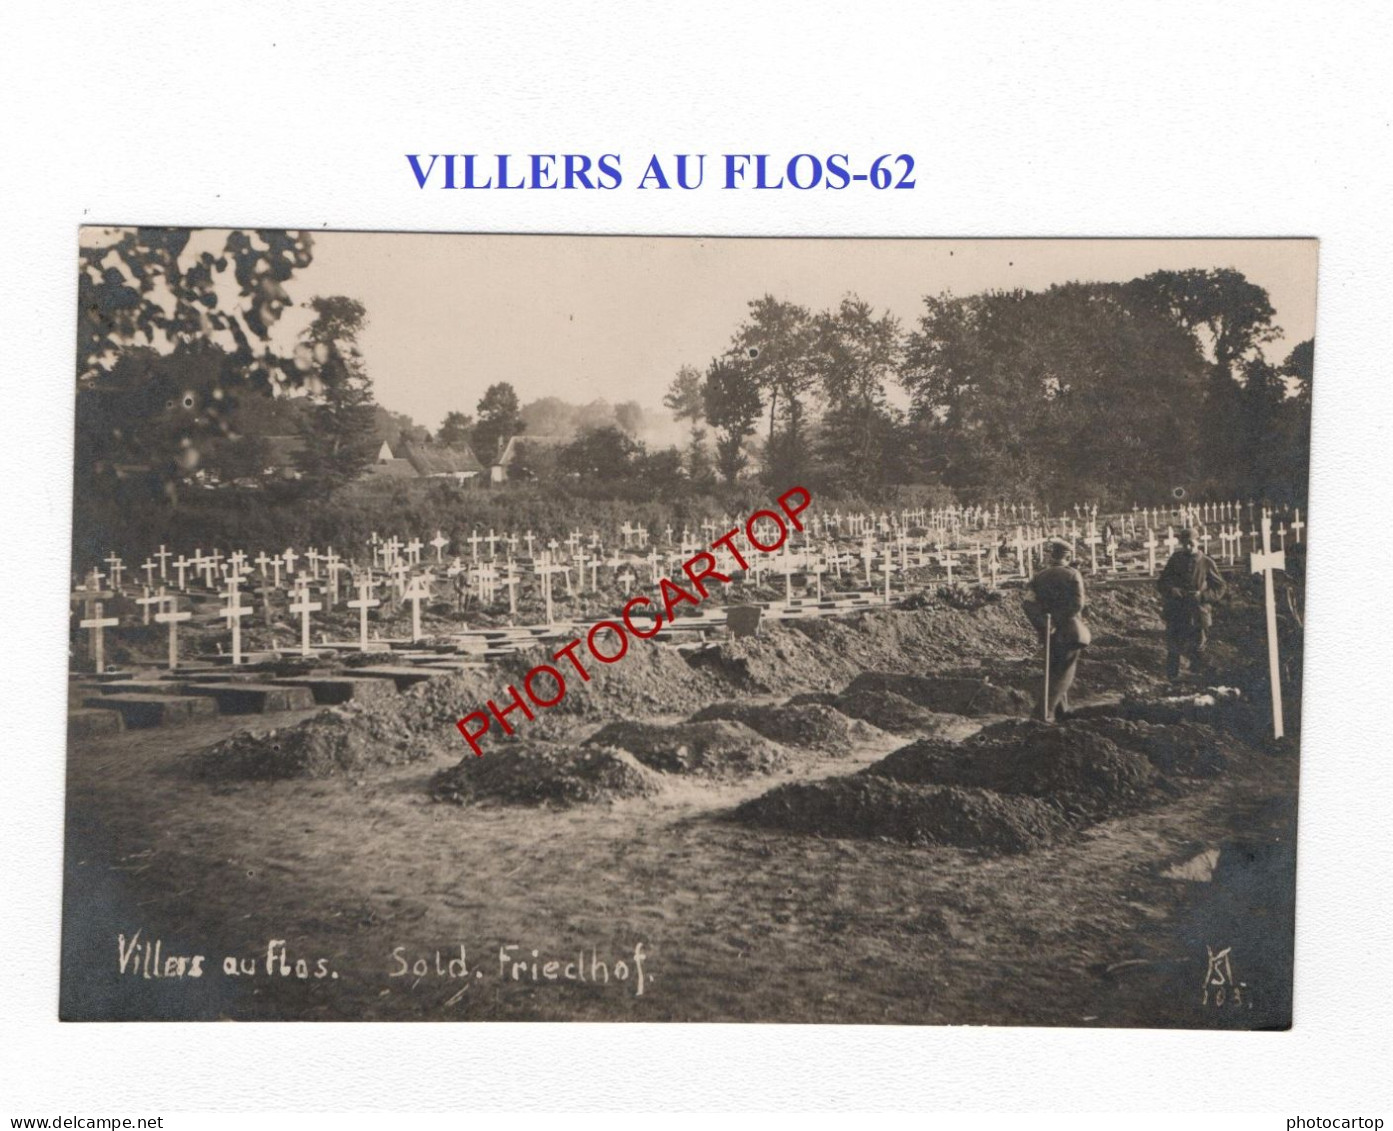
[117, 932, 338, 982]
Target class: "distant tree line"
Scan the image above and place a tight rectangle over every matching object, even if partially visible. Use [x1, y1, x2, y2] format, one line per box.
[661, 271, 1313, 508]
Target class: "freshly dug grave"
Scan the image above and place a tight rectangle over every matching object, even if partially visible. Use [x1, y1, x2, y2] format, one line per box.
[831, 689, 975, 738]
[732, 778, 1067, 853]
[863, 719, 1163, 821]
[187, 636, 740, 781]
[430, 742, 663, 807]
[687, 700, 885, 752]
[583, 719, 791, 778]
[1073, 716, 1235, 777]
[843, 671, 1030, 716]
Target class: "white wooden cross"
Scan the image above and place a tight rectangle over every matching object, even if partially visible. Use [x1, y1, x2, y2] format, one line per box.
[319, 548, 338, 606]
[502, 560, 519, 616]
[153, 589, 191, 670]
[941, 547, 957, 585]
[1251, 513, 1287, 738]
[288, 579, 321, 657]
[1084, 526, 1101, 574]
[140, 559, 157, 588]
[220, 575, 252, 665]
[282, 547, 299, 578]
[523, 531, 536, 557]
[1289, 509, 1304, 543]
[104, 553, 126, 590]
[430, 531, 449, 562]
[617, 567, 635, 597]
[467, 531, 483, 561]
[269, 553, 284, 588]
[406, 538, 423, 566]
[347, 576, 381, 652]
[403, 573, 432, 642]
[306, 547, 321, 579]
[1145, 527, 1158, 576]
[79, 600, 119, 673]
[645, 548, 662, 585]
[254, 551, 272, 580]
[154, 544, 171, 581]
[135, 585, 162, 626]
[882, 549, 894, 605]
[1163, 526, 1179, 554]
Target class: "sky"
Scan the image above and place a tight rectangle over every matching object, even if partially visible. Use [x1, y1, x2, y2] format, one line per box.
[90, 231, 1320, 436]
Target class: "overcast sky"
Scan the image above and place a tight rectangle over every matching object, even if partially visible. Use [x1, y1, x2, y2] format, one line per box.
[136, 233, 1321, 434]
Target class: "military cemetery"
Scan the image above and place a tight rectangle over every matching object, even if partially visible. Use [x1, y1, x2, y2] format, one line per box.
[61, 232, 1313, 1028]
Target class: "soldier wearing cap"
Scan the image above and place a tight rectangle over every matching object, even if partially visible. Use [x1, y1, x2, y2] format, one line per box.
[1023, 539, 1091, 721]
[1156, 526, 1226, 680]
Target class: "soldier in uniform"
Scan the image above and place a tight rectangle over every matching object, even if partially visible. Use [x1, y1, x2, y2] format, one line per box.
[1156, 526, 1226, 680]
[1023, 539, 1091, 721]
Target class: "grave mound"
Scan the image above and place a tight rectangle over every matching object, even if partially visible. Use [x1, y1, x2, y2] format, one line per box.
[844, 671, 1030, 716]
[832, 688, 975, 737]
[584, 719, 790, 778]
[732, 778, 1066, 853]
[430, 743, 663, 807]
[863, 719, 1160, 820]
[687, 700, 884, 752]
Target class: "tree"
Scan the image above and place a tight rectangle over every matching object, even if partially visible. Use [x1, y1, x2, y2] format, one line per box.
[78, 227, 315, 387]
[812, 295, 903, 488]
[557, 425, 644, 480]
[1127, 268, 1279, 378]
[702, 356, 762, 483]
[437, 410, 476, 447]
[901, 282, 1210, 505]
[472, 382, 523, 463]
[726, 296, 817, 482]
[664, 363, 714, 482]
[292, 296, 379, 492]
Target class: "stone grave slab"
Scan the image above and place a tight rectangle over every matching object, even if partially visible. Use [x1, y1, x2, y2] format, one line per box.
[274, 676, 398, 705]
[353, 666, 444, 690]
[68, 707, 126, 737]
[83, 693, 218, 727]
[174, 682, 316, 713]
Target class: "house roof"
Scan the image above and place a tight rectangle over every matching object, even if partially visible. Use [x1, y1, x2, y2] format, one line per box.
[401, 441, 484, 476]
[494, 434, 567, 466]
[365, 458, 417, 479]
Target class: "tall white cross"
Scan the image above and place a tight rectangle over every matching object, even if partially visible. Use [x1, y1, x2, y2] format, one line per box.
[153, 589, 192, 670]
[288, 579, 321, 657]
[1289, 509, 1304, 543]
[135, 586, 162, 626]
[347, 576, 381, 652]
[154, 545, 171, 581]
[430, 531, 449, 562]
[79, 601, 119, 673]
[104, 553, 126, 590]
[1251, 513, 1287, 739]
[404, 573, 432, 642]
[220, 576, 252, 666]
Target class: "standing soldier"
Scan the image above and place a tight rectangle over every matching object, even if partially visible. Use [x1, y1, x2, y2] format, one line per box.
[1023, 539, 1091, 722]
[1156, 526, 1226, 681]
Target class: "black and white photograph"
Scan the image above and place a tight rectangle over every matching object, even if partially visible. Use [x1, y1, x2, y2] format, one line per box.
[60, 231, 1315, 1027]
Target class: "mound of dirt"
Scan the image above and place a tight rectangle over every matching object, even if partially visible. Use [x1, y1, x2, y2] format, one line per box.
[583, 719, 790, 778]
[832, 689, 973, 737]
[732, 778, 1067, 853]
[864, 720, 1161, 820]
[1074, 717, 1233, 777]
[844, 671, 1030, 716]
[431, 743, 663, 807]
[688, 700, 884, 752]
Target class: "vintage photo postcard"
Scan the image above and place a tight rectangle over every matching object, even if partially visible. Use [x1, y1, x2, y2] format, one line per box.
[61, 231, 1314, 1026]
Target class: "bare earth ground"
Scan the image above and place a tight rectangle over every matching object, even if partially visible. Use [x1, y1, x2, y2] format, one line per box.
[59, 588, 1298, 1028]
